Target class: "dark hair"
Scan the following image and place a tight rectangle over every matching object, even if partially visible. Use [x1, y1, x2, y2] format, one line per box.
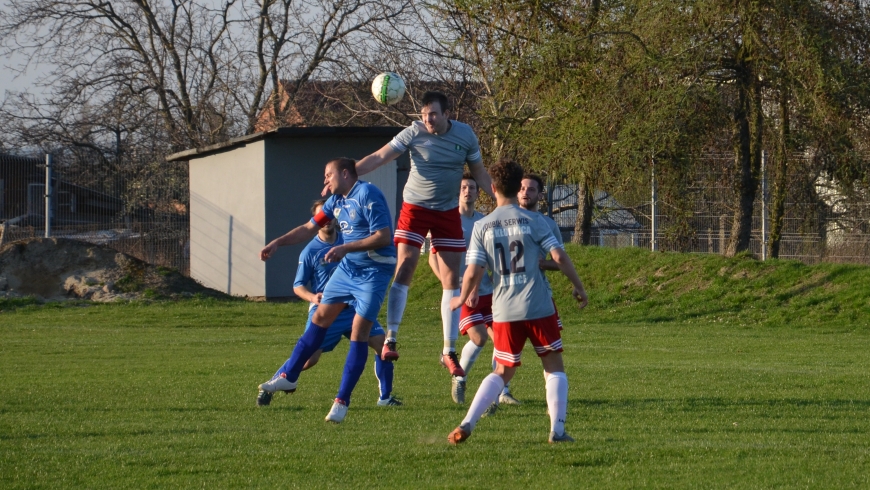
[310, 199, 327, 216]
[421, 91, 450, 113]
[489, 158, 524, 198]
[326, 157, 357, 179]
[461, 171, 478, 189]
[522, 173, 545, 193]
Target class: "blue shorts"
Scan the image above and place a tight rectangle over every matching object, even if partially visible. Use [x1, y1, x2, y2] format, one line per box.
[304, 304, 385, 353]
[320, 260, 393, 321]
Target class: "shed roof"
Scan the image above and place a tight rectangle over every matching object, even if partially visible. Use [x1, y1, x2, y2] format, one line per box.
[166, 126, 404, 162]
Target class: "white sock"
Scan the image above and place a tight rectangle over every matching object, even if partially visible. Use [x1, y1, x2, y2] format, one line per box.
[545, 371, 568, 435]
[462, 373, 504, 431]
[459, 341, 484, 380]
[441, 289, 460, 354]
[387, 283, 409, 336]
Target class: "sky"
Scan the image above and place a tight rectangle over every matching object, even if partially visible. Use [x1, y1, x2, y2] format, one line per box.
[0, 0, 46, 96]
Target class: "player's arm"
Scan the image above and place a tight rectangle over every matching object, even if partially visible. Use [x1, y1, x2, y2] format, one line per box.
[550, 247, 589, 309]
[467, 161, 494, 199]
[356, 144, 403, 176]
[293, 285, 321, 304]
[260, 221, 319, 261]
[539, 256, 560, 271]
[450, 265, 484, 310]
[323, 226, 392, 263]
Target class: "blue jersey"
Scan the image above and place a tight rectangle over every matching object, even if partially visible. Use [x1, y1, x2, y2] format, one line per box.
[313, 180, 396, 268]
[293, 234, 344, 302]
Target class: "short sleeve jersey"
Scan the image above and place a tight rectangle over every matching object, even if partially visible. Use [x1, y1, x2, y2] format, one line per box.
[460, 210, 493, 296]
[389, 120, 483, 211]
[467, 204, 562, 322]
[312, 180, 396, 268]
[293, 234, 344, 305]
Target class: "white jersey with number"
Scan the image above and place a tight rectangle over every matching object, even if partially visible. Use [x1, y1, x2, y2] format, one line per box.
[460, 210, 493, 296]
[467, 204, 561, 322]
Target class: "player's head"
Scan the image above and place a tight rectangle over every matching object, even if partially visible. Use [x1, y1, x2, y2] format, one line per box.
[519, 173, 545, 211]
[323, 157, 358, 195]
[421, 91, 451, 135]
[489, 158, 524, 199]
[311, 198, 337, 232]
[460, 171, 479, 205]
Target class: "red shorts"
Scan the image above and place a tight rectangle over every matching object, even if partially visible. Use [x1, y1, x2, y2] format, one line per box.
[491, 313, 563, 367]
[459, 294, 493, 334]
[394, 202, 465, 252]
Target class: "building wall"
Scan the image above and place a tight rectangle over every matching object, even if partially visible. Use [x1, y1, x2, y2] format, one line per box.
[263, 136, 402, 297]
[189, 140, 266, 296]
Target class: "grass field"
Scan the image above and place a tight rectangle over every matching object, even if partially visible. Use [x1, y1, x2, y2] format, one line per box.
[2, 246, 869, 488]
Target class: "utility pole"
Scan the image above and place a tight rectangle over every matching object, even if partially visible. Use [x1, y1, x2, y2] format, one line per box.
[44, 154, 53, 238]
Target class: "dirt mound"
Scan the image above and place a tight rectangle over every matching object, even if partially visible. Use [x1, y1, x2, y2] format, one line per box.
[0, 238, 227, 302]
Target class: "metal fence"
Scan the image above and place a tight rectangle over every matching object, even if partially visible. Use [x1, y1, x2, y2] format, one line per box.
[546, 154, 870, 265]
[4, 150, 869, 273]
[0, 152, 190, 274]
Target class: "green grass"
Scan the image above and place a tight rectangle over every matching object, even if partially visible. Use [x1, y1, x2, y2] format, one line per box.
[2, 246, 869, 488]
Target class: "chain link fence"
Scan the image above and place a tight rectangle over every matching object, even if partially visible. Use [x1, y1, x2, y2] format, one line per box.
[0, 152, 190, 274]
[4, 150, 869, 272]
[546, 154, 870, 265]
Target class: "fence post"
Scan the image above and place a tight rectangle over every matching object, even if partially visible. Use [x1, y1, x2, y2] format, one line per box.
[651, 156, 657, 251]
[44, 154, 53, 238]
[761, 150, 768, 260]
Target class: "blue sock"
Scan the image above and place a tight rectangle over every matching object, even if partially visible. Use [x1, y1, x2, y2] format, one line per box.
[336, 340, 368, 407]
[275, 323, 327, 382]
[374, 352, 394, 400]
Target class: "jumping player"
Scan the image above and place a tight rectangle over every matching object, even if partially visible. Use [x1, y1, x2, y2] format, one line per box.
[258, 158, 397, 423]
[447, 159, 588, 445]
[257, 199, 400, 408]
[428, 173, 494, 404]
[353, 91, 493, 378]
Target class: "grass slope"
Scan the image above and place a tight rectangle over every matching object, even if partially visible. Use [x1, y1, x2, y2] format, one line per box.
[1, 246, 869, 488]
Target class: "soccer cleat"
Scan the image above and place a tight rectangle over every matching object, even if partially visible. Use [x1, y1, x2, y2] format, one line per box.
[382, 339, 400, 362]
[377, 395, 403, 406]
[548, 431, 575, 444]
[325, 398, 349, 423]
[256, 390, 274, 406]
[451, 376, 466, 404]
[481, 401, 499, 418]
[499, 391, 522, 405]
[448, 424, 472, 445]
[440, 351, 465, 377]
[258, 375, 297, 394]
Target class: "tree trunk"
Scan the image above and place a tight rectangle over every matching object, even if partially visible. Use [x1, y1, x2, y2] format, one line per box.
[572, 178, 594, 245]
[768, 88, 789, 258]
[725, 58, 762, 257]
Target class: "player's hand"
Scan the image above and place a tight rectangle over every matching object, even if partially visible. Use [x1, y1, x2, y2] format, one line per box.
[312, 292, 323, 305]
[321, 184, 330, 197]
[324, 245, 347, 263]
[450, 296, 464, 311]
[465, 291, 479, 308]
[260, 242, 277, 261]
[572, 287, 588, 309]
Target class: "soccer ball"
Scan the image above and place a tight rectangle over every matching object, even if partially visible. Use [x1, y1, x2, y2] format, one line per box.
[371, 72, 406, 106]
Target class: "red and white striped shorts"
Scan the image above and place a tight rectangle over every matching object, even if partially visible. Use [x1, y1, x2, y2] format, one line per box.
[491, 312, 563, 367]
[459, 293, 493, 334]
[394, 202, 465, 252]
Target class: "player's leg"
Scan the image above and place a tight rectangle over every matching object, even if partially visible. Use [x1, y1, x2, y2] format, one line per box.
[449, 321, 524, 444]
[368, 325, 400, 406]
[302, 350, 323, 370]
[530, 313, 572, 443]
[435, 250, 463, 368]
[385, 203, 430, 359]
[258, 302, 344, 396]
[326, 264, 392, 422]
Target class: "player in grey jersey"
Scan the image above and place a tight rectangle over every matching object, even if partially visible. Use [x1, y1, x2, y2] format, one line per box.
[447, 159, 588, 445]
[352, 91, 493, 379]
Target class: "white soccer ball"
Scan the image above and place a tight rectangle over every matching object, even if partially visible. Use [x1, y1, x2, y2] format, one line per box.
[371, 72, 406, 106]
